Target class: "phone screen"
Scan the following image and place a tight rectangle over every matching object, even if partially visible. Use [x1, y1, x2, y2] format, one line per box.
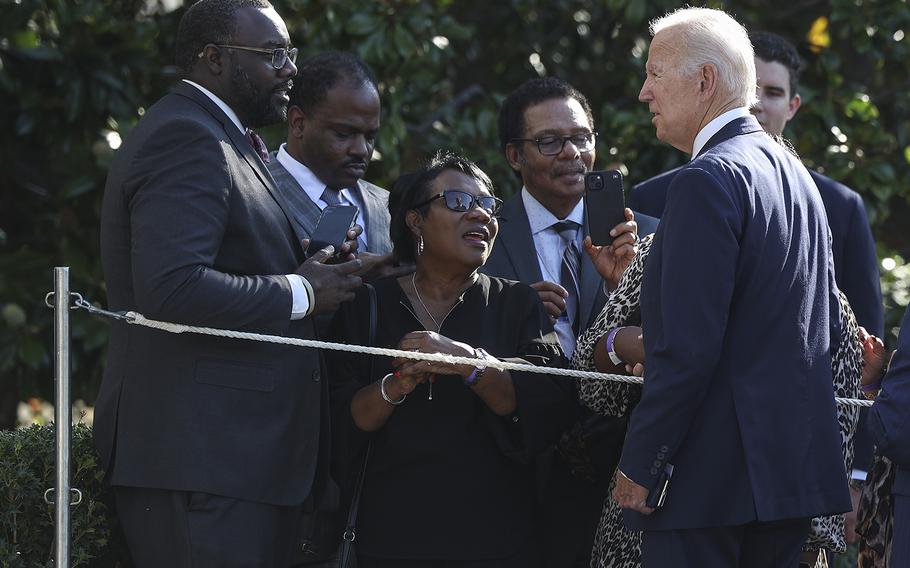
[584, 170, 626, 246]
[309, 205, 359, 255]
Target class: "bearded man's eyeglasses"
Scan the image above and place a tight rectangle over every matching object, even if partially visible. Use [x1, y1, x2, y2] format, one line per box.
[510, 132, 597, 156]
[200, 45, 298, 70]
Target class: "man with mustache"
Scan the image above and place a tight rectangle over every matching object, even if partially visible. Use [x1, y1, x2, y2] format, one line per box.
[269, 51, 393, 270]
[483, 77, 642, 568]
[96, 1, 363, 565]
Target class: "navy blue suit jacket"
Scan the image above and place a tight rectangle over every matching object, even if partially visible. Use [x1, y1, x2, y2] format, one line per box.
[620, 116, 851, 531]
[630, 164, 882, 336]
[869, 306, 910, 497]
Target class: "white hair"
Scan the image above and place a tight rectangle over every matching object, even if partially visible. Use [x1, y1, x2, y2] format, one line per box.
[650, 7, 758, 108]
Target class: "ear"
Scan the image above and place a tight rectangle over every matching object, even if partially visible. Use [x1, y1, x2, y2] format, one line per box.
[786, 93, 801, 121]
[698, 64, 719, 100]
[405, 209, 423, 237]
[289, 106, 306, 138]
[198, 44, 225, 76]
[505, 143, 524, 173]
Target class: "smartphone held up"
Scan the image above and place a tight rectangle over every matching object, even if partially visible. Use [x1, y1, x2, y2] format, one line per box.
[584, 170, 626, 246]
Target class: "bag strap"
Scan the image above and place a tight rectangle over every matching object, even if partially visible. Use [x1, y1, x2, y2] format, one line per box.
[343, 282, 377, 544]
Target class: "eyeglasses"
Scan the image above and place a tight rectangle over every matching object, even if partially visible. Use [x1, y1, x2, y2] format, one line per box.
[413, 190, 503, 216]
[200, 44, 298, 70]
[510, 132, 597, 156]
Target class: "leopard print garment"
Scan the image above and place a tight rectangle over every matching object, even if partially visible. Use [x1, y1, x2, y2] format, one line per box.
[571, 233, 863, 568]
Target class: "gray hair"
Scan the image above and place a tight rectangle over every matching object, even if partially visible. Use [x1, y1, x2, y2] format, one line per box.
[650, 7, 757, 108]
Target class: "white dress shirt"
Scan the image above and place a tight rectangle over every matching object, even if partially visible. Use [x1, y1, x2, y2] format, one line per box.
[182, 80, 311, 319]
[521, 188, 585, 357]
[691, 107, 752, 158]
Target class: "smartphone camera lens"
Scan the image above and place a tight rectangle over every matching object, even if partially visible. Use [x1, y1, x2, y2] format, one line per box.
[586, 173, 605, 191]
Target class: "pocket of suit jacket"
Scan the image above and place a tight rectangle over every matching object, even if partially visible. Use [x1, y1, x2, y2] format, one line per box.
[194, 358, 276, 392]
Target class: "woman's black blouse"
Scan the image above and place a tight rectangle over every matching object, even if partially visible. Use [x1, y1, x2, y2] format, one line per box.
[326, 273, 574, 561]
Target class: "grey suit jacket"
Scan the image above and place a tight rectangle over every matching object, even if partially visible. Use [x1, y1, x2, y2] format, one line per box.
[482, 194, 607, 334]
[97, 81, 326, 507]
[267, 153, 393, 255]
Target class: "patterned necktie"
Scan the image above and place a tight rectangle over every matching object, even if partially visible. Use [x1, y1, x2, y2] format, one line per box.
[245, 128, 270, 164]
[320, 187, 343, 206]
[553, 220, 581, 335]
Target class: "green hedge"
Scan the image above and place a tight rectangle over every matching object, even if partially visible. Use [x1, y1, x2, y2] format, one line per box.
[0, 424, 129, 567]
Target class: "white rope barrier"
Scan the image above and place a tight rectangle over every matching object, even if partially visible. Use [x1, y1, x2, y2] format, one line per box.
[66, 295, 873, 407]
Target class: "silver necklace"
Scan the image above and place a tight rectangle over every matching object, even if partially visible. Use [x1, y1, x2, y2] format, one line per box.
[412, 272, 442, 332]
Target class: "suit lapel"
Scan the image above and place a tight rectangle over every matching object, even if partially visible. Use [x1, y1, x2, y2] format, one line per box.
[695, 115, 765, 158]
[268, 156, 323, 242]
[356, 180, 390, 254]
[494, 196, 543, 282]
[172, 82, 299, 243]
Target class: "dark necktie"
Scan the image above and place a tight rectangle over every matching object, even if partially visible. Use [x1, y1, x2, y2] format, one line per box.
[553, 220, 581, 334]
[245, 128, 270, 164]
[320, 187, 343, 206]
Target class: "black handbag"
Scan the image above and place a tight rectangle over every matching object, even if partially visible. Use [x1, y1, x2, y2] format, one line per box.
[338, 282, 377, 568]
[295, 284, 377, 568]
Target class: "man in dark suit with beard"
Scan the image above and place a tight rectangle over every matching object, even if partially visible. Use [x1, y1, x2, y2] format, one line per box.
[95, 1, 362, 565]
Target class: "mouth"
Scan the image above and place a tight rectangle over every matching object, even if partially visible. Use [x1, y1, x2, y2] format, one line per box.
[462, 227, 491, 247]
[343, 162, 367, 176]
[552, 165, 586, 182]
[273, 81, 293, 101]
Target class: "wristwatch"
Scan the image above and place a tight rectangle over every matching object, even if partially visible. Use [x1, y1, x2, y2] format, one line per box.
[464, 348, 491, 386]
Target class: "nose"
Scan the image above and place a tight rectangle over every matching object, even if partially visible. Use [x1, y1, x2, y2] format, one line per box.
[281, 57, 297, 78]
[465, 200, 493, 222]
[557, 137, 582, 160]
[349, 135, 371, 159]
[638, 79, 652, 102]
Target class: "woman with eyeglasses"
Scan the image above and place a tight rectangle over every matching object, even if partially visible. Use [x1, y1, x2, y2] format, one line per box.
[326, 151, 574, 567]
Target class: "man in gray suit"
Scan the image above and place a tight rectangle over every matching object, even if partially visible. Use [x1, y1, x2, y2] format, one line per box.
[268, 51, 392, 259]
[96, 1, 363, 565]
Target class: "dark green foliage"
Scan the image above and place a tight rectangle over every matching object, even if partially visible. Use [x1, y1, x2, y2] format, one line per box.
[2, 0, 909, 416]
[0, 424, 129, 566]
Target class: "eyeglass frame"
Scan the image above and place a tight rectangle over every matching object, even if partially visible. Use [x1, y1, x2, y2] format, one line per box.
[198, 44, 298, 70]
[509, 131, 598, 156]
[413, 190, 503, 216]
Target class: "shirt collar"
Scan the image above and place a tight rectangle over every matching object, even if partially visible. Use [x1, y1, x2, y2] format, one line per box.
[182, 79, 245, 134]
[276, 143, 359, 205]
[520, 187, 585, 235]
[691, 107, 752, 159]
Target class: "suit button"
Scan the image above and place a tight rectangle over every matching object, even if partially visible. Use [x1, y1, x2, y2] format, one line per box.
[657, 452, 666, 460]
[312, 370, 321, 382]
[653, 460, 662, 468]
[650, 468, 659, 476]
[660, 445, 669, 453]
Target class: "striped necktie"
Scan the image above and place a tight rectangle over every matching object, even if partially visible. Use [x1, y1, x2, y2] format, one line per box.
[553, 220, 581, 334]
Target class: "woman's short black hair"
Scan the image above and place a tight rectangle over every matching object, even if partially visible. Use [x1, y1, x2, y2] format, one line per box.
[390, 150, 494, 264]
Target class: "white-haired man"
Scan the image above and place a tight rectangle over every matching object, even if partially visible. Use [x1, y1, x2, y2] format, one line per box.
[612, 7, 851, 566]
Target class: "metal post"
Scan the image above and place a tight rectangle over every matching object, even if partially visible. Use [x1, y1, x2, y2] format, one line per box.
[54, 267, 71, 567]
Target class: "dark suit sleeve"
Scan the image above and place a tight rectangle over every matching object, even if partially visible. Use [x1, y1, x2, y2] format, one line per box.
[839, 196, 883, 337]
[126, 118, 292, 331]
[619, 167, 740, 488]
[869, 307, 910, 467]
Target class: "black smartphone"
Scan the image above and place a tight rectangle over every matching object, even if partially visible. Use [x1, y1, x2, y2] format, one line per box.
[584, 170, 627, 246]
[309, 205, 359, 256]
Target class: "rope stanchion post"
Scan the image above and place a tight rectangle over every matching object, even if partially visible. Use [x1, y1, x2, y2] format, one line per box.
[52, 267, 72, 567]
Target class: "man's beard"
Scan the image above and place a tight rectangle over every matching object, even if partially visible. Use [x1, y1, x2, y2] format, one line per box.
[230, 64, 286, 128]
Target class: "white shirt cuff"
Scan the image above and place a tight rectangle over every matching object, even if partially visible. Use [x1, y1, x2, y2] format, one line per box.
[285, 274, 312, 319]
